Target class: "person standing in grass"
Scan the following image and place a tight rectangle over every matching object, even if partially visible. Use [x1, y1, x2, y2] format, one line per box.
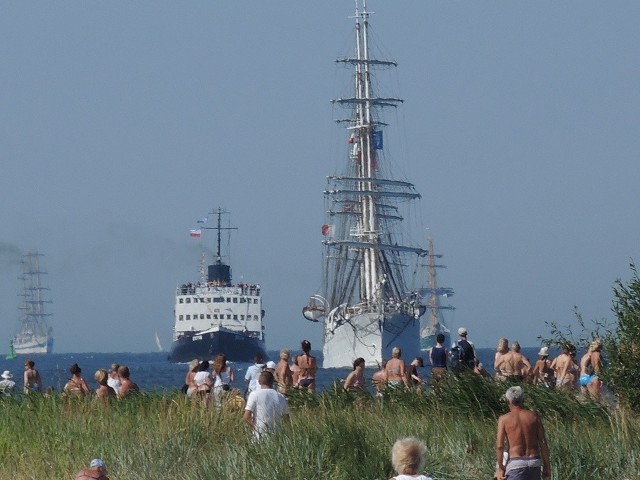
[245, 353, 266, 397]
[389, 437, 433, 480]
[275, 348, 293, 394]
[23, 359, 41, 394]
[579, 339, 603, 400]
[496, 386, 551, 480]
[494, 342, 531, 382]
[344, 357, 366, 391]
[117, 365, 139, 398]
[107, 363, 121, 393]
[386, 347, 408, 388]
[372, 360, 387, 395]
[75, 458, 110, 480]
[243, 371, 289, 441]
[94, 369, 117, 401]
[0, 371, 16, 396]
[408, 357, 424, 390]
[297, 340, 317, 392]
[63, 363, 91, 398]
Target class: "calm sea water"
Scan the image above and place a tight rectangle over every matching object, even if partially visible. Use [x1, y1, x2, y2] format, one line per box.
[0, 347, 545, 394]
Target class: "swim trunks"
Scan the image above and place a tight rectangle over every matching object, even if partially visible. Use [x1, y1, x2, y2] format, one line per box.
[505, 456, 542, 480]
[579, 374, 597, 387]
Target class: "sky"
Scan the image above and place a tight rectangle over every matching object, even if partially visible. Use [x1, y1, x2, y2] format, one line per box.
[1, 1, 638, 353]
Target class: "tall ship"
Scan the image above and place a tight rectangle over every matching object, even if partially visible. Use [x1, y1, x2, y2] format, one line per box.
[13, 251, 54, 355]
[419, 236, 455, 351]
[303, 1, 453, 368]
[168, 209, 266, 363]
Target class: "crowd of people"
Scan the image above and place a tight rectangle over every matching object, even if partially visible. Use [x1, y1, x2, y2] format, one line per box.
[0, 359, 140, 400]
[4, 334, 564, 480]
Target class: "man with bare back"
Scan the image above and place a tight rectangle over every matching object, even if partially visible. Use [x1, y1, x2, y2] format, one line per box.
[496, 386, 551, 480]
[494, 341, 531, 382]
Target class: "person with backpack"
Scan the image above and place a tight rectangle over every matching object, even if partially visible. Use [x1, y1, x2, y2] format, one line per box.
[452, 327, 477, 372]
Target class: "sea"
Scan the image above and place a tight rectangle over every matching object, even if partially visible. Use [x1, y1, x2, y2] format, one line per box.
[1, 347, 547, 394]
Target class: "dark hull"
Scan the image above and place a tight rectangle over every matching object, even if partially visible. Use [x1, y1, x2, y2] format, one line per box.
[167, 330, 267, 363]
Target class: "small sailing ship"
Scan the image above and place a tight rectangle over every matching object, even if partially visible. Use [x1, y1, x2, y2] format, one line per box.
[168, 208, 266, 363]
[419, 236, 455, 351]
[12, 251, 54, 355]
[303, 2, 453, 368]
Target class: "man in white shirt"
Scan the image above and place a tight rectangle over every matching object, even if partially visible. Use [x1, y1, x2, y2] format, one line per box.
[244, 353, 265, 396]
[243, 371, 289, 440]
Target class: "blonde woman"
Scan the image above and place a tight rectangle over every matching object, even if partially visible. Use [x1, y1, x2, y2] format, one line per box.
[94, 369, 117, 401]
[275, 349, 293, 394]
[385, 347, 408, 388]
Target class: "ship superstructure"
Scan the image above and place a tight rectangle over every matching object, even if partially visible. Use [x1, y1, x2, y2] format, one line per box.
[168, 209, 266, 363]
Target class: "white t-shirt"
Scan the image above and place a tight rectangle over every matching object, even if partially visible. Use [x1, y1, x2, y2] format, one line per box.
[245, 387, 289, 439]
[244, 363, 264, 393]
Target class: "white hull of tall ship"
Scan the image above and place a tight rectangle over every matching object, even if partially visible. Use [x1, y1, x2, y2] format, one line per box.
[322, 311, 420, 368]
[13, 333, 53, 355]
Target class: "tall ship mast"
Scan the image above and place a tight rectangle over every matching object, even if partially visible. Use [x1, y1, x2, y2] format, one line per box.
[419, 235, 455, 351]
[13, 251, 54, 355]
[168, 208, 266, 363]
[303, 1, 452, 368]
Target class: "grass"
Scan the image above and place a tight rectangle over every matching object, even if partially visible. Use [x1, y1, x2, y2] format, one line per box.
[0, 375, 638, 479]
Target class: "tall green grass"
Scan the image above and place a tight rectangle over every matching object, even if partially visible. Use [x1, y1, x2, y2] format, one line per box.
[0, 376, 637, 479]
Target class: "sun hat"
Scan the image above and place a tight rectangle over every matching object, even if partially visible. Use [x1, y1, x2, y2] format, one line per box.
[265, 361, 277, 370]
[90, 459, 105, 468]
[1, 371, 12, 379]
[538, 346, 549, 357]
[458, 327, 467, 336]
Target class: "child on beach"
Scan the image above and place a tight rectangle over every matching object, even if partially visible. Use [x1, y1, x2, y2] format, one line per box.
[389, 437, 433, 480]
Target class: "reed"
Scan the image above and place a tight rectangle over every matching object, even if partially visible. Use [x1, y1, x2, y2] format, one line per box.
[0, 378, 637, 480]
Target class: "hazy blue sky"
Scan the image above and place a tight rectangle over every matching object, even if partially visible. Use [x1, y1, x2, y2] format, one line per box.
[1, 1, 638, 353]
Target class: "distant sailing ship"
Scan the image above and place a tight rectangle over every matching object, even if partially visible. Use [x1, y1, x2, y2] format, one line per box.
[168, 208, 266, 363]
[419, 236, 455, 351]
[302, 2, 453, 368]
[13, 251, 54, 355]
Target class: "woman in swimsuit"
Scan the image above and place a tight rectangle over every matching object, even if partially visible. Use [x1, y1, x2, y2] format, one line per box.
[532, 346, 555, 387]
[63, 363, 91, 398]
[23, 359, 42, 394]
[297, 340, 317, 393]
[385, 347, 408, 388]
[579, 339, 603, 399]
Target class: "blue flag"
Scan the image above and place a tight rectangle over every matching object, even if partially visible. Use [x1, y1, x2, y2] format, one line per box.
[372, 130, 383, 150]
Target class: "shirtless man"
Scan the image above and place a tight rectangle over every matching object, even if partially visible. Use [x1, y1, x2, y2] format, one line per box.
[496, 386, 551, 480]
[75, 458, 110, 480]
[579, 339, 603, 399]
[495, 342, 531, 382]
[296, 340, 317, 393]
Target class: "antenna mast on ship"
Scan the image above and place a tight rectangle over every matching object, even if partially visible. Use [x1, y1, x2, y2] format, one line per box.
[199, 207, 237, 287]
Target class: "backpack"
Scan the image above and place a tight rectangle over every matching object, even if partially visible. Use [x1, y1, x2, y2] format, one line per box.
[451, 339, 474, 370]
